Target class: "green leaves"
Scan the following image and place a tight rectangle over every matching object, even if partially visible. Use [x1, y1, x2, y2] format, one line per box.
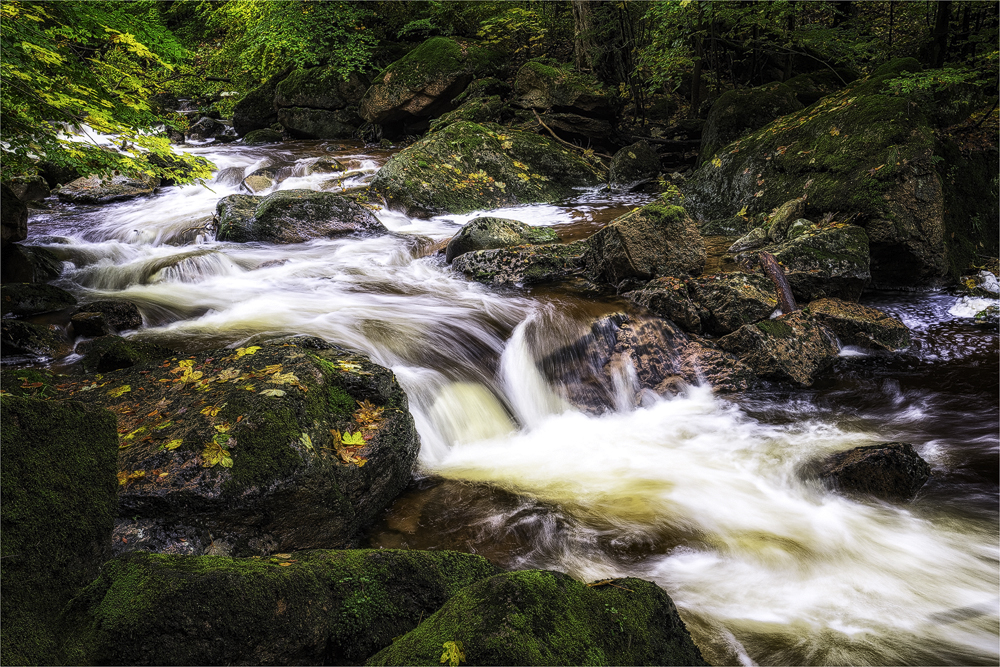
[440, 641, 465, 667]
[341, 431, 364, 446]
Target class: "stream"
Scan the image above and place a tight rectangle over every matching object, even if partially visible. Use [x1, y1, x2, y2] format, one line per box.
[20, 140, 999, 666]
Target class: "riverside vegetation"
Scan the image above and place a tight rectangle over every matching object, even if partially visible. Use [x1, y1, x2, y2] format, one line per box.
[2, 2, 998, 665]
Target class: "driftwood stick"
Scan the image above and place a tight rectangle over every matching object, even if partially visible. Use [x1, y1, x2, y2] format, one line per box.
[760, 251, 798, 313]
[532, 109, 613, 161]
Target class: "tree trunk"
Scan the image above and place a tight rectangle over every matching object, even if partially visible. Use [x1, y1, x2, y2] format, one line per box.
[690, 3, 704, 118]
[760, 252, 798, 314]
[931, 0, 952, 67]
[572, 0, 595, 72]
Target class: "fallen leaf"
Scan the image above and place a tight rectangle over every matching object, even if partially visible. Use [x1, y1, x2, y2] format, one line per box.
[235, 346, 262, 358]
[108, 385, 132, 398]
[260, 388, 286, 397]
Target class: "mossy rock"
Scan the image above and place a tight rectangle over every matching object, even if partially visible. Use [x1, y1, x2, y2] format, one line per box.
[360, 37, 502, 128]
[698, 82, 803, 168]
[1, 396, 118, 666]
[687, 272, 779, 335]
[783, 70, 854, 106]
[609, 141, 661, 189]
[678, 341, 758, 394]
[60, 549, 498, 666]
[147, 153, 216, 187]
[242, 128, 284, 145]
[66, 342, 419, 557]
[77, 335, 175, 373]
[429, 95, 506, 132]
[369, 121, 603, 217]
[445, 217, 559, 263]
[0, 367, 61, 398]
[56, 173, 159, 204]
[367, 569, 707, 666]
[623, 276, 702, 333]
[767, 223, 871, 302]
[452, 241, 587, 287]
[0, 319, 68, 359]
[1, 282, 77, 317]
[808, 297, 911, 351]
[683, 58, 978, 285]
[274, 67, 368, 110]
[216, 190, 388, 243]
[717, 310, 840, 386]
[583, 203, 705, 288]
[233, 68, 291, 137]
[513, 61, 614, 118]
[277, 107, 361, 140]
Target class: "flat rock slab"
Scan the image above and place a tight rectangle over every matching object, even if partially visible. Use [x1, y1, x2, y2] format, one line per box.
[215, 190, 388, 243]
[808, 297, 911, 350]
[1, 283, 77, 317]
[57, 174, 159, 204]
[452, 241, 587, 287]
[446, 217, 558, 263]
[817, 442, 931, 502]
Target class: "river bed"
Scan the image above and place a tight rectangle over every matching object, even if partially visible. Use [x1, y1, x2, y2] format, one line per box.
[18, 140, 999, 665]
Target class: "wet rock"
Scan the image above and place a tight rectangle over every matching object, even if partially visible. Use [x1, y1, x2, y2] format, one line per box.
[1, 182, 29, 247]
[187, 116, 220, 141]
[370, 121, 603, 217]
[767, 223, 870, 302]
[38, 161, 82, 189]
[609, 141, 661, 189]
[62, 549, 497, 666]
[539, 313, 688, 413]
[817, 442, 931, 502]
[360, 37, 501, 133]
[242, 128, 283, 145]
[77, 336, 175, 374]
[699, 82, 803, 168]
[147, 153, 215, 187]
[452, 241, 587, 287]
[584, 202, 705, 288]
[687, 272, 778, 335]
[717, 311, 840, 386]
[766, 196, 808, 244]
[274, 67, 368, 111]
[1, 283, 77, 317]
[74, 342, 419, 557]
[56, 173, 159, 204]
[623, 276, 702, 333]
[0, 319, 68, 359]
[513, 61, 614, 118]
[678, 341, 757, 393]
[1, 396, 118, 666]
[232, 68, 291, 137]
[307, 158, 345, 175]
[277, 107, 361, 140]
[728, 226, 769, 253]
[960, 270, 1000, 298]
[0, 367, 60, 397]
[369, 570, 707, 666]
[429, 94, 506, 131]
[7, 176, 50, 203]
[446, 217, 559, 263]
[74, 300, 143, 333]
[808, 297, 911, 351]
[70, 312, 110, 338]
[214, 193, 260, 241]
[1, 244, 63, 284]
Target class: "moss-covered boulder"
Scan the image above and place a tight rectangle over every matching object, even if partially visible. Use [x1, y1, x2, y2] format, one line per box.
[808, 297, 911, 351]
[698, 82, 803, 167]
[1, 282, 77, 317]
[233, 68, 291, 137]
[61, 549, 497, 666]
[275, 67, 368, 111]
[684, 58, 995, 284]
[452, 241, 587, 287]
[609, 141, 660, 189]
[368, 570, 707, 666]
[429, 95, 506, 131]
[717, 310, 840, 386]
[277, 107, 362, 140]
[242, 128, 284, 145]
[215, 190, 388, 243]
[584, 203, 705, 288]
[360, 38, 501, 133]
[370, 121, 603, 217]
[446, 217, 559, 263]
[623, 276, 702, 333]
[66, 342, 419, 556]
[687, 272, 779, 335]
[56, 173, 159, 204]
[815, 442, 931, 502]
[0, 319, 68, 359]
[513, 61, 614, 119]
[77, 335, 175, 373]
[1, 396, 119, 666]
[783, 70, 853, 106]
[70, 311, 111, 337]
[766, 222, 871, 301]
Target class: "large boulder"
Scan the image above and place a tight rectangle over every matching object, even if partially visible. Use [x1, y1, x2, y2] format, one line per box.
[77, 335, 175, 373]
[1, 182, 28, 247]
[233, 68, 292, 137]
[1, 243, 63, 284]
[73, 299, 143, 332]
[243, 128, 284, 145]
[583, 203, 705, 288]
[698, 82, 803, 167]
[56, 173, 159, 204]
[368, 570, 707, 666]
[782, 69, 853, 106]
[275, 67, 368, 111]
[427, 78, 511, 132]
[686, 272, 779, 334]
[684, 58, 998, 285]
[717, 310, 840, 386]
[61, 550, 498, 666]
[513, 61, 614, 118]
[214, 190, 388, 243]
[277, 107, 362, 140]
[0, 319, 68, 359]
[766, 222, 871, 301]
[609, 141, 660, 189]
[60, 342, 419, 557]
[187, 116, 221, 141]
[816, 442, 931, 502]
[1, 282, 77, 317]
[623, 276, 703, 333]
[369, 121, 603, 217]
[446, 217, 558, 263]
[1, 396, 119, 666]
[452, 241, 587, 287]
[360, 38, 501, 134]
[808, 297, 911, 350]
[678, 340, 757, 393]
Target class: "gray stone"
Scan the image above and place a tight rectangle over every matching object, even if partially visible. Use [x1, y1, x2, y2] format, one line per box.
[817, 442, 931, 502]
[446, 217, 559, 263]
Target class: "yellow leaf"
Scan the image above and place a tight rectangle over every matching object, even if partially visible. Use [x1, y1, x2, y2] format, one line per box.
[164, 439, 183, 450]
[342, 431, 365, 446]
[441, 641, 465, 667]
[260, 388, 286, 397]
[299, 433, 314, 451]
[711, 156, 722, 168]
[178, 360, 194, 369]
[235, 346, 261, 357]
[108, 385, 131, 398]
[829, 126, 840, 136]
[201, 405, 224, 417]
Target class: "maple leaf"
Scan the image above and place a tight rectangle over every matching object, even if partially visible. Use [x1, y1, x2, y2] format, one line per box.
[108, 385, 131, 398]
[354, 399, 384, 428]
[235, 346, 261, 358]
[163, 439, 183, 450]
[270, 371, 300, 386]
[216, 368, 240, 382]
[260, 388, 286, 397]
[201, 404, 225, 418]
[342, 431, 364, 446]
[440, 641, 465, 667]
[201, 440, 233, 468]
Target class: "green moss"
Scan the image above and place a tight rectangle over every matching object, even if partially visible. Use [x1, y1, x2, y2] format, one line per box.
[756, 319, 794, 338]
[0, 367, 60, 398]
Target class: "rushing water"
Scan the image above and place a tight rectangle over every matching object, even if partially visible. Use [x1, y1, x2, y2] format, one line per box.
[21, 140, 999, 665]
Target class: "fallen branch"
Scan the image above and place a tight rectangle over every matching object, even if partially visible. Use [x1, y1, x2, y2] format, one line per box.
[759, 251, 798, 314]
[532, 109, 613, 161]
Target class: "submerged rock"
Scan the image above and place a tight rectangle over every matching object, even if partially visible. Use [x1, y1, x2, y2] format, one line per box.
[1, 396, 118, 666]
[452, 241, 587, 287]
[584, 202, 705, 288]
[816, 442, 931, 502]
[70, 342, 418, 557]
[717, 310, 840, 386]
[445, 217, 559, 263]
[1, 283, 77, 317]
[808, 297, 911, 350]
[56, 173, 159, 204]
[368, 570, 707, 666]
[61, 549, 497, 666]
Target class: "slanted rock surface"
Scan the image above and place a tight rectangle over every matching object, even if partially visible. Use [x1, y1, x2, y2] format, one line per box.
[678, 341, 757, 393]
[623, 276, 702, 333]
[817, 442, 931, 502]
[446, 217, 559, 263]
[1, 283, 77, 317]
[1, 319, 68, 359]
[584, 203, 705, 288]
[368, 570, 707, 666]
[717, 311, 840, 386]
[808, 297, 911, 350]
[1, 182, 28, 247]
[698, 82, 803, 167]
[452, 241, 587, 287]
[56, 173, 159, 204]
[1, 396, 119, 666]
[686, 272, 778, 335]
[66, 342, 418, 557]
[370, 121, 602, 217]
[74, 299, 143, 333]
[766, 223, 871, 301]
[77, 335, 175, 374]
[60, 549, 498, 666]
[215, 190, 387, 243]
